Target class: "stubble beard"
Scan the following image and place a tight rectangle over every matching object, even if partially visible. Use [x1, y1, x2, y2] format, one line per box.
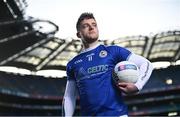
[85, 37, 98, 44]
[83, 33, 99, 44]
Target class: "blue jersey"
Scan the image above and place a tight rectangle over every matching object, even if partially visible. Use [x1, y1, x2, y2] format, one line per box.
[66, 44, 131, 116]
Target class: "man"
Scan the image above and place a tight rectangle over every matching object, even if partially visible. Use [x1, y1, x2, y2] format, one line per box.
[62, 12, 153, 116]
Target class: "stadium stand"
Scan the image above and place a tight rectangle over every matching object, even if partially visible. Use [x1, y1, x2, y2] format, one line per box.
[0, 0, 180, 116]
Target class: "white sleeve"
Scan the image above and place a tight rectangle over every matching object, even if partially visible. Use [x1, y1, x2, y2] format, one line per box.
[128, 53, 154, 91]
[62, 80, 77, 116]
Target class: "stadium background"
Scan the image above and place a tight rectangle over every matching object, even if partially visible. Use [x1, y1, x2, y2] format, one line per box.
[0, 0, 180, 116]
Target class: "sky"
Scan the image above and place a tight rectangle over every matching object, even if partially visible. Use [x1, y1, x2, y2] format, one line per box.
[26, 0, 180, 40]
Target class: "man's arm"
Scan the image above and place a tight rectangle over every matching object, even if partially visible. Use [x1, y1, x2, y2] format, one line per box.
[62, 80, 77, 116]
[128, 53, 154, 91]
[117, 53, 153, 94]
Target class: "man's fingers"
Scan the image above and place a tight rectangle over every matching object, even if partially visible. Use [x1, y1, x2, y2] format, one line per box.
[117, 82, 128, 87]
[119, 86, 127, 94]
[117, 82, 139, 95]
[117, 83, 128, 93]
[119, 87, 126, 91]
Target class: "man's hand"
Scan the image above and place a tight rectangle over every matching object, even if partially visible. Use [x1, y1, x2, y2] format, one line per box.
[116, 82, 139, 95]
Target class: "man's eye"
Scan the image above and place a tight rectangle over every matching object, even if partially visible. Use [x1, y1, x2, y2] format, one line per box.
[82, 25, 89, 29]
[92, 24, 97, 27]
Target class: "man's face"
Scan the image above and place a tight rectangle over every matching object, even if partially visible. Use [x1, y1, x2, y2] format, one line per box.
[78, 18, 99, 44]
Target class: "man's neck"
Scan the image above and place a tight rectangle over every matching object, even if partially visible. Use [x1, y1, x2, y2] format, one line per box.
[82, 40, 99, 52]
[83, 40, 99, 49]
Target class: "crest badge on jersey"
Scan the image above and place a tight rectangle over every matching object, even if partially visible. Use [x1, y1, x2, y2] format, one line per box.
[99, 50, 107, 58]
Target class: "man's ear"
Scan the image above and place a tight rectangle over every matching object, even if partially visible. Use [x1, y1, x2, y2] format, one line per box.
[76, 32, 81, 38]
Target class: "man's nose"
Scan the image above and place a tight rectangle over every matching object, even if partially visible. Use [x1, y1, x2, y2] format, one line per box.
[89, 25, 94, 30]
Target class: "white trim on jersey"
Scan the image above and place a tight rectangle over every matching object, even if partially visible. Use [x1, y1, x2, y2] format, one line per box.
[119, 115, 128, 117]
[81, 43, 100, 53]
[128, 53, 154, 91]
[62, 80, 77, 116]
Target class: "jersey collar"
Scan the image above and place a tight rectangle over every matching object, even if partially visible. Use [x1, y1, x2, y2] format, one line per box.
[81, 43, 100, 53]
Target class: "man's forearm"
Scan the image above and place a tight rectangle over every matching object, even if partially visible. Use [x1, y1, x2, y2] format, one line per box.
[62, 80, 77, 116]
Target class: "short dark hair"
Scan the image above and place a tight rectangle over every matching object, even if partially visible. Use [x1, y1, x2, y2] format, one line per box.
[76, 12, 96, 31]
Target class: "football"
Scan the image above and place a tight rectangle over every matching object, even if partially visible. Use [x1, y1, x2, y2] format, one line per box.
[113, 61, 139, 83]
